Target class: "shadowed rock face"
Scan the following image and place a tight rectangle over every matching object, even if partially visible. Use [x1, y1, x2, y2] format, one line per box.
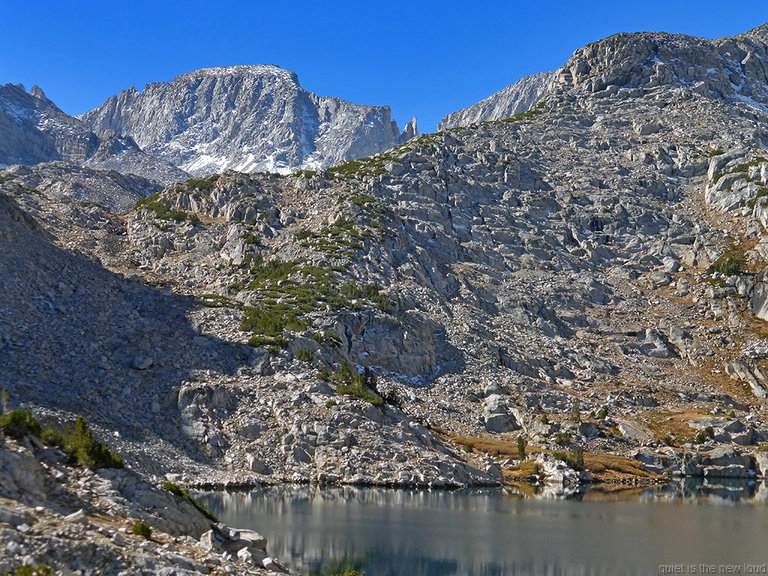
[80, 65, 418, 176]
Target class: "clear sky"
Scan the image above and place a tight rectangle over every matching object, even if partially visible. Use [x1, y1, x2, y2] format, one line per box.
[2, 1, 768, 133]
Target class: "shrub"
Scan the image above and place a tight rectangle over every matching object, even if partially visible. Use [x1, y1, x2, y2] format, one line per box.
[572, 445, 585, 470]
[185, 175, 219, 190]
[41, 425, 64, 448]
[517, 436, 527, 460]
[570, 399, 581, 423]
[132, 519, 152, 539]
[695, 426, 715, 444]
[0, 403, 121, 469]
[240, 230, 260, 245]
[296, 348, 313, 363]
[340, 282, 387, 311]
[597, 405, 609, 420]
[333, 362, 383, 407]
[161, 481, 218, 522]
[707, 255, 744, 276]
[553, 446, 585, 471]
[64, 417, 124, 469]
[0, 409, 42, 440]
[134, 193, 189, 222]
[554, 432, 571, 447]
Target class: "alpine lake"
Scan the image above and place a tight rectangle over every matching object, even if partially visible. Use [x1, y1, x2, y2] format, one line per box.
[196, 479, 768, 576]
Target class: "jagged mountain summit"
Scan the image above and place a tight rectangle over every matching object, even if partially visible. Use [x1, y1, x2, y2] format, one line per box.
[438, 71, 556, 129]
[553, 23, 768, 103]
[80, 65, 418, 176]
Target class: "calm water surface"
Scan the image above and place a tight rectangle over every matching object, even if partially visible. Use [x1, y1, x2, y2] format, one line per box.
[197, 480, 768, 576]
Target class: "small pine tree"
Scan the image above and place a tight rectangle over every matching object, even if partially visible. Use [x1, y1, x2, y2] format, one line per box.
[132, 519, 152, 539]
[570, 399, 581, 423]
[517, 436, 527, 460]
[572, 445, 585, 470]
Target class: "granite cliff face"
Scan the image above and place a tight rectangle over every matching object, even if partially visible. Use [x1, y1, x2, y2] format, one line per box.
[0, 83, 98, 166]
[80, 65, 417, 176]
[0, 83, 190, 187]
[6, 23, 768, 572]
[438, 70, 556, 129]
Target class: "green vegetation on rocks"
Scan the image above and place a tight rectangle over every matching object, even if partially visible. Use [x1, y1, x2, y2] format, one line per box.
[296, 215, 367, 255]
[218, 254, 388, 349]
[7, 565, 53, 576]
[332, 362, 384, 407]
[160, 481, 218, 522]
[131, 519, 152, 539]
[0, 403, 123, 469]
[134, 192, 199, 224]
[184, 174, 219, 191]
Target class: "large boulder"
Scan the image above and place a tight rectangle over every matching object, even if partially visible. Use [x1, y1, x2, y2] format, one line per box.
[482, 394, 519, 433]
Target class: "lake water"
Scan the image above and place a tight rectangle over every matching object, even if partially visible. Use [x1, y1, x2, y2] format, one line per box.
[197, 480, 768, 576]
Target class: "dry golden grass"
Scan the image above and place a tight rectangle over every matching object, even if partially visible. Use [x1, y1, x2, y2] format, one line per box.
[448, 433, 523, 458]
[645, 410, 702, 445]
[580, 485, 651, 501]
[436, 429, 664, 483]
[582, 452, 663, 482]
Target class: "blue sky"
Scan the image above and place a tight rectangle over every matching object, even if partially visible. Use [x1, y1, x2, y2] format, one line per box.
[2, 1, 768, 132]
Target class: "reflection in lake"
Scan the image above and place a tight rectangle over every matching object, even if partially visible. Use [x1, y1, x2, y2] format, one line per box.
[197, 480, 768, 576]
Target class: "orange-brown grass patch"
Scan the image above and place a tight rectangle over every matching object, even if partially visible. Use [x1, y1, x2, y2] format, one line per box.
[646, 410, 707, 446]
[447, 433, 522, 458]
[583, 452, 664, 482]
[436, 429, 663, 483]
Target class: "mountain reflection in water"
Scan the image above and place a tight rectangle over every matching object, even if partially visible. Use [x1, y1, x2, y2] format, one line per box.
[197, 480, 768, 576]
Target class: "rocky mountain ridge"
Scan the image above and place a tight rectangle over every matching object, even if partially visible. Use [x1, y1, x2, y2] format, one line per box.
[0, 83, 98, 166]
[438, 70, 556, 129]
[0, 83, 187, 188]
[80, 65, 418, 176]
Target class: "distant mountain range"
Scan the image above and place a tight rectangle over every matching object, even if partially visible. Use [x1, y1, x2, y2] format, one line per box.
[0, 65, 418, 184]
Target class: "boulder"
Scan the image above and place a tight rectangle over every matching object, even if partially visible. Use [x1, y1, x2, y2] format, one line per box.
[482, 394, 519, 433]
[535, 453, 592, 485]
